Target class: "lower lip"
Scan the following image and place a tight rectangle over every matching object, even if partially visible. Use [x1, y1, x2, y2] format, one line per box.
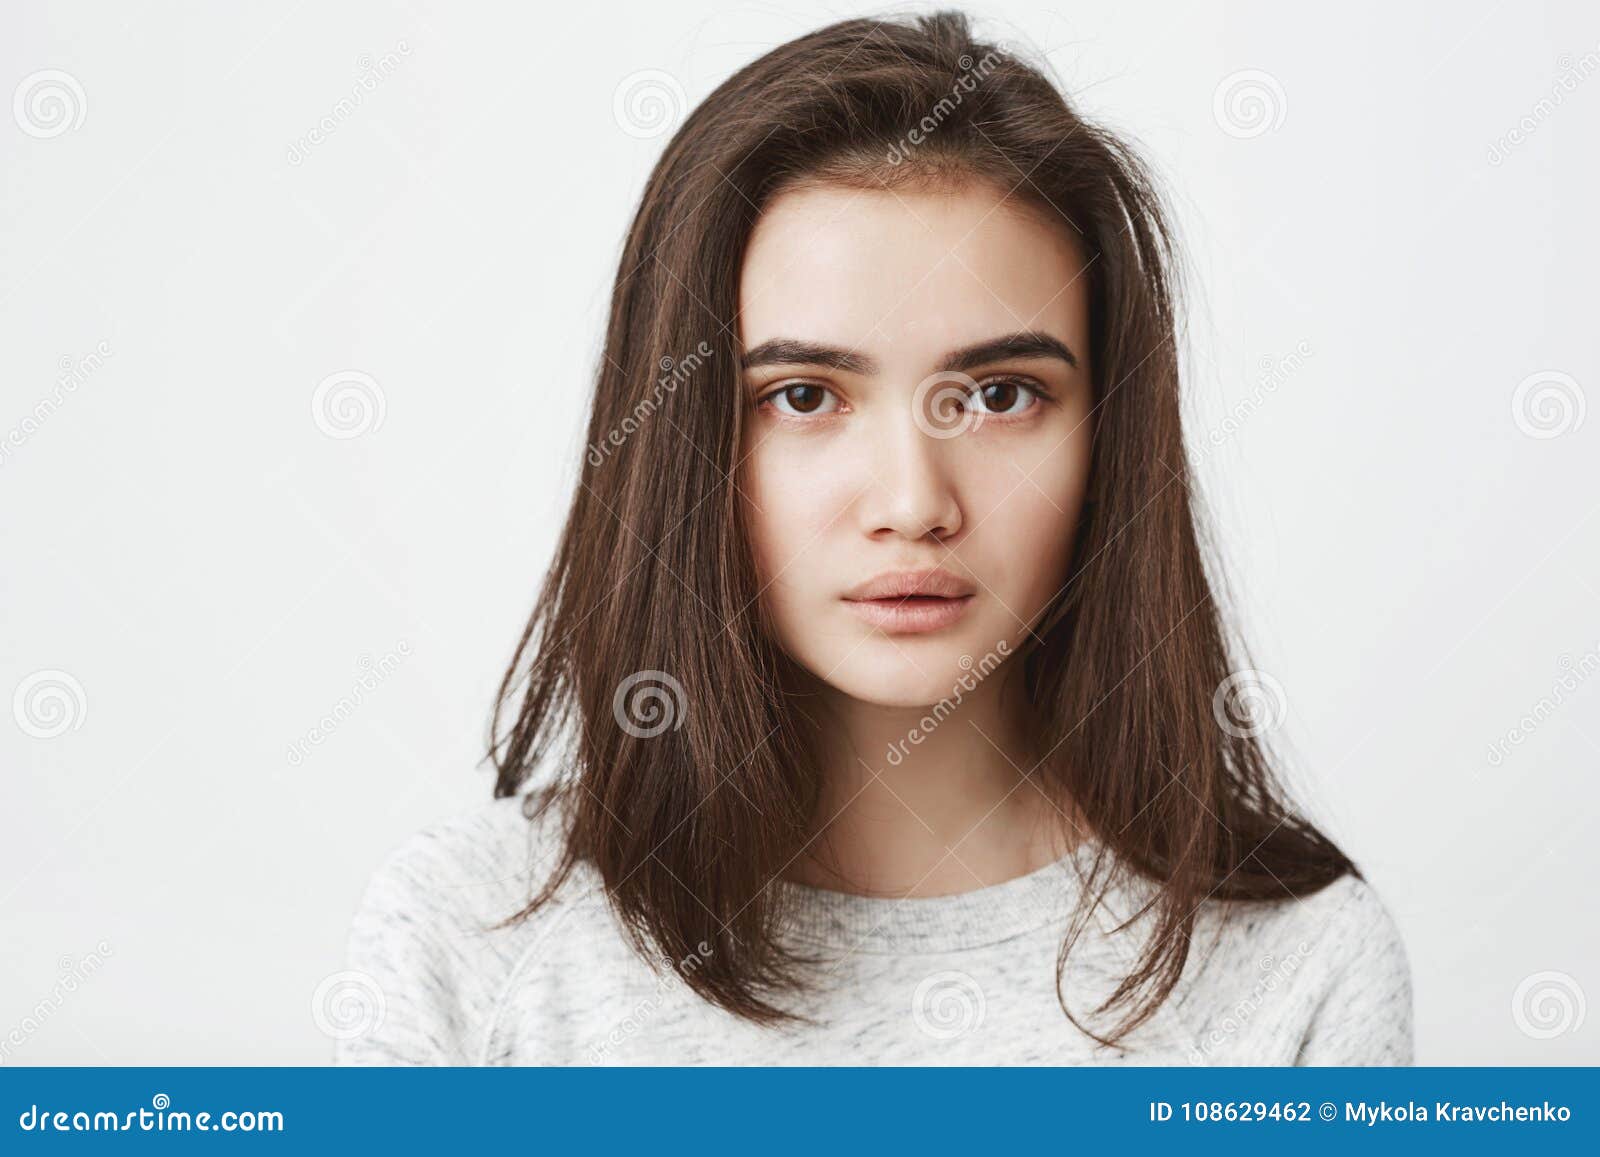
[842, 594, 975, 634]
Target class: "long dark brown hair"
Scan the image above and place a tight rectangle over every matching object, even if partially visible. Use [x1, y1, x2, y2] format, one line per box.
[486, 8, 1357, 1048]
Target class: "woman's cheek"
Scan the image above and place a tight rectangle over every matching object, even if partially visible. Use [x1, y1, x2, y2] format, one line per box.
[970, 442, 1089, 616]
[743, 443, 852, 581]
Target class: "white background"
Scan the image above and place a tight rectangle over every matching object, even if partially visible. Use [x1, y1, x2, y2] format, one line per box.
[2, 0, 1596, 1064]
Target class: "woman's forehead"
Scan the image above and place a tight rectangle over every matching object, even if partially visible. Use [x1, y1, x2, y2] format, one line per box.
[737, 182, 1090, 369]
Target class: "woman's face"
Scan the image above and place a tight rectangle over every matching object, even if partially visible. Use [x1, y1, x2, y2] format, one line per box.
[736, 179, 1094, 709]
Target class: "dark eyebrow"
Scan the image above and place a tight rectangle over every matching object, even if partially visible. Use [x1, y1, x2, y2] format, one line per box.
[938, 331, 1078, 373]
[739, 331, 1078, 376]
[740, 339, 876, 374]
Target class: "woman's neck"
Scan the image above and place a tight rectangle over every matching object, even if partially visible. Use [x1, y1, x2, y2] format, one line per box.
[783, 668, 1087, 898]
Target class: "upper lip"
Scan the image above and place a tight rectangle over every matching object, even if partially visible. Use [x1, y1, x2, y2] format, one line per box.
[843, 567, 977, 601]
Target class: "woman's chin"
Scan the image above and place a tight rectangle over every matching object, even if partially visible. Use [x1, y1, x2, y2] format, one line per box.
[815, 653, 980, 711]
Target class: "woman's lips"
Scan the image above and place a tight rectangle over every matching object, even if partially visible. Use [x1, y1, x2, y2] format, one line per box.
[842, 593, 975, 634]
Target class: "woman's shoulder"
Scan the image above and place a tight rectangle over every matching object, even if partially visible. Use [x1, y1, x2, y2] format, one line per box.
[361, 791, 565, 904]
[1307, 871, 1410, 969]
[350, 786, 606, 950]
[332, 788, 600, 1064]
[1187, 868, 1411, 994]
[1173, 868, 1415, 1064]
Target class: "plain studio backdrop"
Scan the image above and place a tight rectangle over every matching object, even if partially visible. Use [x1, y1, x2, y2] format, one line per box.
[3, 1, 1596, 1065]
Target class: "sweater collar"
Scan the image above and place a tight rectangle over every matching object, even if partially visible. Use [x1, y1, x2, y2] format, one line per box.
[769, 838, 1119, 954]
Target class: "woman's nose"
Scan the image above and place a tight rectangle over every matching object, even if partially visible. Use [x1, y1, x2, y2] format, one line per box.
[856, 396, 965, 542]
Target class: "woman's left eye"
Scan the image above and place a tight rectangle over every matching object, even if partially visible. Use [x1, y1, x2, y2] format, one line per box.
[760, 382, 842, 417]
[970, 378, 1040, 416]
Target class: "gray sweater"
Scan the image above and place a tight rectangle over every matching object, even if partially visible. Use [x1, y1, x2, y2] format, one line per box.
[330, 793, 1414, 1065]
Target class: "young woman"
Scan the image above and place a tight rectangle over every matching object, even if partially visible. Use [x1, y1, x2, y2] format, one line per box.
[333, 10, 1412, 1066]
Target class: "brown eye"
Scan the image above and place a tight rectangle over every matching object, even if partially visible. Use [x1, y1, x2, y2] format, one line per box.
[974, 378, 1039, 416]
[785, 385, 824, 413]
[763, 382, 841, 417]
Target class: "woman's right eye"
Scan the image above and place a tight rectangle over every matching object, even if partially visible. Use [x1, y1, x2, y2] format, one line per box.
[759, 382, 842, 417]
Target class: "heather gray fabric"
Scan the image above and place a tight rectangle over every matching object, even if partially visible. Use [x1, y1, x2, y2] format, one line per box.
[332, 793, 1413, 1065]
